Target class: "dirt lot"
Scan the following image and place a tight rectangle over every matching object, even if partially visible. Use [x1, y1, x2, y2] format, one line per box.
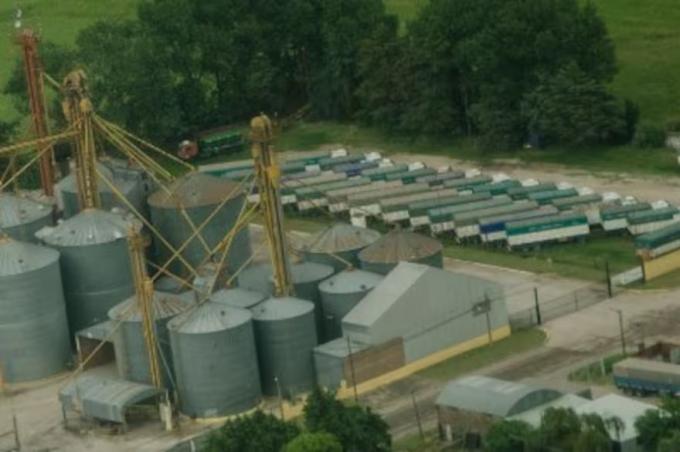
[391, 153, 680, 205]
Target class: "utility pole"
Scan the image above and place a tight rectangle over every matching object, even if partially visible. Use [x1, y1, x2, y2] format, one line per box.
[346, 336, 359, 402]
[605, 261, 613, 298]
[411, 389, 424, 441]
[615, 309, 626, 356]
[533, 287, 542, 325]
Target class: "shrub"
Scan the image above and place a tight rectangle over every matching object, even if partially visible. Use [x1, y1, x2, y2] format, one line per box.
[633, 123, 666, 148]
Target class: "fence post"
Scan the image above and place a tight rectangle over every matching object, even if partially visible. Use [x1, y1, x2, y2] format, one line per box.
[533, 288, 542, 325]
[12, 415, 20, 451]
[606, 261, 613, 298]
[346, 336, 359, 403]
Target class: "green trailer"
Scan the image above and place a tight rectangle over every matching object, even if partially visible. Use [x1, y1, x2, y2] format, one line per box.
[627, 207, 679, 235]
[362, 164, 409, 181]
[385, 168, 438, 184]
[507, 183, 557, 200]
[453, 201, 539, 239]
[470, 179, 522, 196]
[443, 175, 493, 190]
[528, 188, 579, 205]
[428, 195, 512, 234]
[506, 212, 589, 248]
[600, 203, 652, 231]
[635, 222, 680, 258]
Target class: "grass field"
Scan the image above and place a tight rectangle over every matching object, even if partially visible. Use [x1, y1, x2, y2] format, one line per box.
[278, 121, 678, 176]
[0, 0, 138, 120]
[418, 328, 547, 381]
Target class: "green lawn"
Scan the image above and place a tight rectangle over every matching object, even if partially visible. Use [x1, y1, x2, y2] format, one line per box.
[568, 353, 626, 385]
[418, 328, 547, 381]
[0, 0, 139, 120]
[394, 431, 443, 452]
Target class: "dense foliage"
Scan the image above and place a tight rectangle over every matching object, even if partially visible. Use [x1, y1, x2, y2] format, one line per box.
[485, 407, 622, 452]
[205, 388, 390, 452]
[635, 397, 680, 451]
[4, 0, 632, 151]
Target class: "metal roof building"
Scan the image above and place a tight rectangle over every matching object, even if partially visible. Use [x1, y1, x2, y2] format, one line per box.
[436, 376, 563, 417]
[342, 262, 508, 363]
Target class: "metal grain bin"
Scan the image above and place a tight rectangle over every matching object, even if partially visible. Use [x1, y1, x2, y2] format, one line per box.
[57, 163, 145, 218]
[0, 237, 71, 382]
[38, 209, 139, 337]
[148, 172, 251, 278]
[0, 193, 53, 243]
[210, 288, 267, 310]
[108, 291, 188, 387]
[168, 303, 261, 417]
[252, 297, 318, 397]
[358, 230, 444, 275]
[299, 223, 381, 271]
[318, 269, 383, 340]
[237, 263, 274, 296]
[289, 262, 334, 340]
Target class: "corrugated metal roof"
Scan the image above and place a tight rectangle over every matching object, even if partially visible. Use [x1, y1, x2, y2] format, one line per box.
[210, 287, 266, 309]
[108, 291, 189, 322]
[358, 230, 442, 264]
[342, 262, 426, 327]
[56, 163, 114, 192]
[251, 296, 314, 321]
[318, 269, 384, 295]
[0, 193, 52, 228]
[38, 209, 140, 247]
[302, 223, 381, 253]
[167, 302, 251, 334]
[0, 236, 59, 276]
[435, 375, 562, 417]
[59, 375, 161, 424]
[147, 172, 243, 208]
[314, 336, 370, 358]
[290, 262, 335, 284]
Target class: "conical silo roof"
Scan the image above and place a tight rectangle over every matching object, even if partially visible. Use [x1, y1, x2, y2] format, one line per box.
[358, 229, 443, 265]
[318, 269, 383, 295]
[301, 223, 381, 254]
[168, 302, 251, 334]
[38, 209, 140, 247]
[252, 297, 314, 321]
[0, 236, 59, 275]
[57, 163, 115, 193]
[210, 288, 267, 310]
[147, 172, 242, 208]
[0, 193, 52, 228]
[108, 291, 189, 322]
[290, 262, 334, 284]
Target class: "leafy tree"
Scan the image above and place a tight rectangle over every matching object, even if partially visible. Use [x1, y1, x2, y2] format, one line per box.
[284, 432, 343, 452]
[658, 430, 680, 452]
[635, 398, 680, 451]
[573, 427, 610, 452]
[633, 123, 667, 148]
[537, 407, 583, 449]
[304, 387, 391, 452]
[522, 63, 629, 146]
[485, 419, 535, 452]
[204, 410, 299, 452]
[0, 121, 16, 146]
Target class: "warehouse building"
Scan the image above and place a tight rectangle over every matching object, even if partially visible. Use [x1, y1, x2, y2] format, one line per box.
[435, 376, 563, 446]
[314, 262, 509, 389]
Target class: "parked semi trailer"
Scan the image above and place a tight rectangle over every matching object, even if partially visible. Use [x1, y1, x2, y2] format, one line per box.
[505, 212, 589, 249]
[613, 358, 680, 396]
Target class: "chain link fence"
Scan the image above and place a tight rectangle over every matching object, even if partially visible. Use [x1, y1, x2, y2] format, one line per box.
[509, 282, 611, 330]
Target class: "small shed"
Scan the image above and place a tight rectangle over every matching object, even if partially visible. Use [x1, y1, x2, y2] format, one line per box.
[436, 376, 563, 444]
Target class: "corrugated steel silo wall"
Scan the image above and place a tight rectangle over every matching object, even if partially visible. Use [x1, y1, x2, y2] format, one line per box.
[116, 316, 175, 387]
[170, 320, 261, 417]
[304, 249, 358, 272]
[359, 251, 444, 275]
[150, 195, 251, 278]
[320, 289, 370, 341]
[61, 184, 145, 219]
[0, 260, 71, 382]
[56, 240, 134, 336]
[5, 215, 53, 244]
[254, 311, 318, 397]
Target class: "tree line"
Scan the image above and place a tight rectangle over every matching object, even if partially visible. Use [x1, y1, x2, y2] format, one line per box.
[3, 0, 637, 151]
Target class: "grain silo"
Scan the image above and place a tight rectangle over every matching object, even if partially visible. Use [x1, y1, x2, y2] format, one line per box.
[108, 291, 188, 386]
[37, 209, 139, 337]
[0, 193, 53, 243]
[210, 287, 267, 310]
[148, 172, 251, 278]
[252, 297, 318, 397]
[298, 223, 381, 271]
[237, 263, 274, 296]
[283, 262, 334, 340]
[318, 269, 384, 340]
[168, 303, 261, 417]
[358, 229, 444, 275]
[0, 236, 71, 382]
[57, 163, 145, 218]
